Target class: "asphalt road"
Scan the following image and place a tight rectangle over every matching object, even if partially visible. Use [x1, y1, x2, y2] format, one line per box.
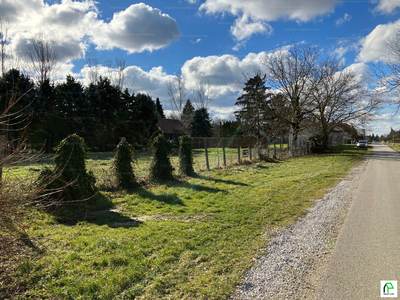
[317, 142, 400, 299]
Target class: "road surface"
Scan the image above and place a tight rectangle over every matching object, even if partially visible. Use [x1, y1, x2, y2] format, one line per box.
[317, 142, 400, 299]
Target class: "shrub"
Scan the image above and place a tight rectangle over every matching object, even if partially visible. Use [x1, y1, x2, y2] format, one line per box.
[179, 135, 194, 176]
[308, 135, 324, 153]
[149, 133, 174, 181]
[113, 137, 137, 189]
[38, 134, 97, 201]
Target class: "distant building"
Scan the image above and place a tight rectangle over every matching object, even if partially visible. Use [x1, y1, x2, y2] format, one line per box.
[289, 122, 354, 148]
[156, 118, 188, 143]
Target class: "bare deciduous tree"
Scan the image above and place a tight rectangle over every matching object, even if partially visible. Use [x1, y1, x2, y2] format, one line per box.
[115, 57, 126, 90]
[262, 41, 321, 155]
[104, 57, 127, 90]
[372, 28, 400, 112]
[311, 57, 380, 149]
[0, 16, 10, 76]
[192, 79, 212, 110]
[86, 57, 99, 84]
[24, 32, 58, 83]
[166, 72, 187, 119]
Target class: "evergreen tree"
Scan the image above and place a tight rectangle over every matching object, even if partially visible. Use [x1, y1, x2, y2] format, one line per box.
[84, 76, 122, 151]
[192, 108, 213, 137]
[35, 79, 59, 152]
[179, 135, 194, 176]
[181, 99, 195, 134]
[219, 120, 242, 137]
[38, 134, 97, 201]
[113, 137, 137, 189]
[149, 133, 174, 181]
[235, 74, 271, 138]
[155, 97, 165, 118]
[55, 75, 87, 141]
[0, 69, 35, 141]
[114, 88, 135, 144]
[133, 93, 158, 145]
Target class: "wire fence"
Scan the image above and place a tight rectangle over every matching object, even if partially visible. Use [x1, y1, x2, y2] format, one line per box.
[5, 137, 310, 189]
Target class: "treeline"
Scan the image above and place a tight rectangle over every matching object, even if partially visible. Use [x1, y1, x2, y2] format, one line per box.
[0, 69, 167, 152]
[0, 69, 244, 153]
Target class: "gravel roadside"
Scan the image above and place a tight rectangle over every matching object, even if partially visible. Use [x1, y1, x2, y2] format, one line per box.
[229, 157, 370, 300]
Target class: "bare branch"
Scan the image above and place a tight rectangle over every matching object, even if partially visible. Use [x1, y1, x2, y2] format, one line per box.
[166, 72, 187, 119]
[0, 16, 10, 76]
[86, 57, 99, 84]
[192, 80, 213, 110]
[24, 32, 58, 83]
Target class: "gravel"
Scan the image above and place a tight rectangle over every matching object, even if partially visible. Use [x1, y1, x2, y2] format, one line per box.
[229, 159, 369, 300]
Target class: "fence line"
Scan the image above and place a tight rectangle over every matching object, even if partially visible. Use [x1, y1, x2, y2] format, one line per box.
[13, 137, 310, 189]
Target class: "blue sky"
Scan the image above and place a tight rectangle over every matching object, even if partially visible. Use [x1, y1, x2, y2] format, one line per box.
[3, 0, 400, 136]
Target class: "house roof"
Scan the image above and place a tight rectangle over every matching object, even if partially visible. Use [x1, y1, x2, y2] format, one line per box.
[156, 118, 188, 135]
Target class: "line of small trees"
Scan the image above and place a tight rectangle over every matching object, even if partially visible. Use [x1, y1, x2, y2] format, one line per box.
[38, 133, 195, 202]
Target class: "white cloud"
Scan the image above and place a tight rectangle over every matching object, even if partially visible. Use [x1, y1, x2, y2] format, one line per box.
[181, 52, 267, 93]
[345, 62, 375, 85]
[373, 113, 400, 135]
[230, 14, 273, 42]
[77, 51, 270, 117]
[200, 0, 336, 41]
[373, 0, 400, 14]
[0, 1, 180, 76]
[335, 13, 351, 27]
[357, 20, 400, 63]
[91, 3, 181, 53]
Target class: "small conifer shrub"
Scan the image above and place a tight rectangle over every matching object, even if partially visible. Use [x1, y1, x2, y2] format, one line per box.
[179, 135, 194, 176]
[113, 137, 137, 189]
[149, 133, 174, 181]
[38, 134, 97, 201]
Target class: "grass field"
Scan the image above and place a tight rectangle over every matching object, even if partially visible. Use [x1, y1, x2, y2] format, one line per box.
[3, 145, 369, 299]
[3, 146, 287, 187]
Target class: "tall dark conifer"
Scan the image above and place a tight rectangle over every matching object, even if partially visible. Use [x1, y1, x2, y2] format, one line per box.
[192, 108, 213, 137]
[235, 74, 271, 139]
[181, 99, 195, 134]
[155, 97, 165, 118]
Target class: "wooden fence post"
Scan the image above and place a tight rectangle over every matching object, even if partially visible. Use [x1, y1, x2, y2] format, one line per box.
[249, 142, 252, 160]
[223, 138, 227, 166]
[205, 138, 210, 171]
[237, 138, 240, 164]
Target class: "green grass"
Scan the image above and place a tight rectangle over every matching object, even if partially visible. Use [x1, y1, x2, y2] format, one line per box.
[2, 148, 256, 187]
[388, 142, 400, 152]
[5, 145, 368, 299]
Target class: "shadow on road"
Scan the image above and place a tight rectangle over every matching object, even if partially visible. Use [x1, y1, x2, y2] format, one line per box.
[371, 144, 400, 162]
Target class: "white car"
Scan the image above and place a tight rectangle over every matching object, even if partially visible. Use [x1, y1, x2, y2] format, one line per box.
[357, 140, 368, 148]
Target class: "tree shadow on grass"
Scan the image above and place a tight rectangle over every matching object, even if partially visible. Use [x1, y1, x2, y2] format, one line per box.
[85, 210, 143, 228]
[136, 186, 187, 206]
[47, 191, 116, 225]
[190, 173, 250, 187]
[208, 177, 249, 186]
[255, 165, 270, 170]
[161, 177, 229, 194]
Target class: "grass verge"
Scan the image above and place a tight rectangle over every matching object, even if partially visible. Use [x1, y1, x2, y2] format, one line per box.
[387, 142, 400, 153]
[3, 145, 368, 299]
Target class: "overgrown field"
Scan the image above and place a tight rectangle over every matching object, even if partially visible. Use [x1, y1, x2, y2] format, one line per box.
[3, 145, 368, 299]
